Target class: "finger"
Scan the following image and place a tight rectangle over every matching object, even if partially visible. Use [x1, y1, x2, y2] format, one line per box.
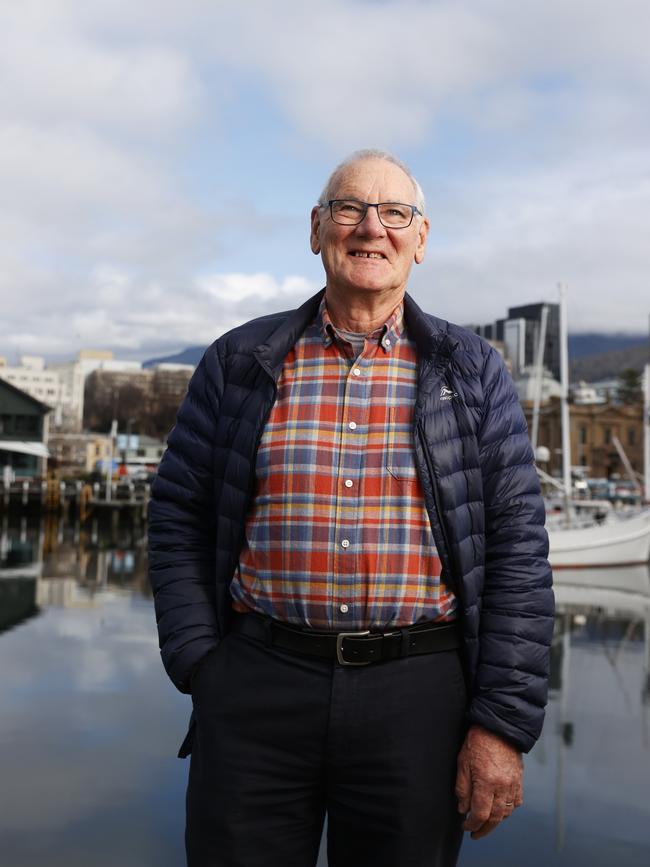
[455, 761, 471, 815]
[513, 782, 524, 809]
[467, 788, 516, 837]
[462, 786, 494, 834]
[470, 817, 502, 840]
[500, 787, 517, 816]
[485, 791, 514, 825]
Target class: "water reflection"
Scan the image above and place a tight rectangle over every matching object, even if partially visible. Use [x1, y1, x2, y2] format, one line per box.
[0, 513, 151, 633]
[0, 518, 649, 866]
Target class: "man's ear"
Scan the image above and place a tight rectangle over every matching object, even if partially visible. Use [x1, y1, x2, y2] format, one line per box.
[414, 216, 429, 264]
[310, 206, 321, 254]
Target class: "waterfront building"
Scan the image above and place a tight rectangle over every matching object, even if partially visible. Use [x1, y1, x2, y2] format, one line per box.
[150, 363, 195, 403]
[47, 432, 113, 477]
[0, 379, 50, 480]
[83, 362, 193, 436]
[513, 366, 562, 404]
[0, 356, 65, 426]
[51, 350, 143, 431]
[115, 433, 166, 476]
[507, 302, 561, 381]
[466, 301, 561, 382]
[571, 381, 607, 405]
[524, 400, 644, 480]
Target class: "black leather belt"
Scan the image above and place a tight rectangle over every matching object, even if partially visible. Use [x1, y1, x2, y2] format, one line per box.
[231, 611, 460, 666]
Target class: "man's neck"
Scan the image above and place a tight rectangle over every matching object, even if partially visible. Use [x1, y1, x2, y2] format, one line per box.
[324, 287, 405, 333]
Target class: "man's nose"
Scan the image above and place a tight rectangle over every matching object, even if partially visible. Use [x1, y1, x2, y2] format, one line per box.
[356, 205, 386, 236]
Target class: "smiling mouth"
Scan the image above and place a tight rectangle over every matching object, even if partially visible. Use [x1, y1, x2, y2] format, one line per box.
[351, 251, 385, 259]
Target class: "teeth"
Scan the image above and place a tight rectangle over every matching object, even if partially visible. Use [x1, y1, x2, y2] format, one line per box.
[353, 252, 383, 258]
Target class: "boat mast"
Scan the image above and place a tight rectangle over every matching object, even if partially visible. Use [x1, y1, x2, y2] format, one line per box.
[531, 303, 549, 452]
[643, 364, 650, 503]
[559, 284, 572, 518]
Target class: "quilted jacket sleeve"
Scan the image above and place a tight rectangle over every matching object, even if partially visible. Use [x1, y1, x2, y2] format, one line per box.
[469, 345, 554, 752]
[148, 343, 224, 693]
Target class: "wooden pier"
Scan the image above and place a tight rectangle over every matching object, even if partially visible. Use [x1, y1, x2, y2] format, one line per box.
[0, 478, 150, 523]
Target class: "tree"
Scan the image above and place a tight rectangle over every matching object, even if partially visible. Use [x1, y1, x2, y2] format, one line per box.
[617, 368, 643, 405]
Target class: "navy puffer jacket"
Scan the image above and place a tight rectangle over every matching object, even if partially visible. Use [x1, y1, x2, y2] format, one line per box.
[149, 289, 554, 753]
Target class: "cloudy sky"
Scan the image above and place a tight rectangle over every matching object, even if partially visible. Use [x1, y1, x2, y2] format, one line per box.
[1, 0, 649, 362]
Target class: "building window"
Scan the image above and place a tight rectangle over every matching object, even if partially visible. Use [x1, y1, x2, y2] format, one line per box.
[579, 426, 587, 444]
[14, 414, 39, 435]
[603, 427, 611, 445]
[628, 427, 636, 446]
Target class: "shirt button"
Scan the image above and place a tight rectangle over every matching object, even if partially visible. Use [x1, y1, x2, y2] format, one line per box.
[348, 421, 357, 430]
[383, 337, 391, 347]
[344, 479, 353, 488]
[353, 368, 361, 376]
[341, 539, 350, 548]
[340, 604, 349, 613]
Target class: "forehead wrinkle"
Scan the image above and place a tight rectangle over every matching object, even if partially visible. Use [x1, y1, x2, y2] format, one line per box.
[333, 162, 417, 206]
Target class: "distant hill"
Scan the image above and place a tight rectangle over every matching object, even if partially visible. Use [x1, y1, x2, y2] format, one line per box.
[144, 333, 649, 381]
[567, 333, 647, 360]
[570, 342, 649, 381]
[143, 346, 205, 368]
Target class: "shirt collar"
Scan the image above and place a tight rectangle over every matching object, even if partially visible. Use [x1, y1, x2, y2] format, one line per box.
[317, 298, 405, 353]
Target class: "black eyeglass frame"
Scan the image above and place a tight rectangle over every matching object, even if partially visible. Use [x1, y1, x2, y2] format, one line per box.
[324, 199, 423, 229]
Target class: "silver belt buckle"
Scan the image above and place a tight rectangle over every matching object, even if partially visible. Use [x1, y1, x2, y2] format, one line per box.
[336, 630, 371, 666]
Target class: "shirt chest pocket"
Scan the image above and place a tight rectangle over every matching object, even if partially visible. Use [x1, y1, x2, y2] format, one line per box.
[385, 406, 419, 482]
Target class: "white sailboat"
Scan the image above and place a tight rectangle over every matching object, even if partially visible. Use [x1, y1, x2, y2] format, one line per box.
[542, 287, 650, 568]
[548, 508, 650, 568]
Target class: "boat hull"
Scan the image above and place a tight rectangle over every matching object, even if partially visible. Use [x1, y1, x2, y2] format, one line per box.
[548, 510, 650, 568]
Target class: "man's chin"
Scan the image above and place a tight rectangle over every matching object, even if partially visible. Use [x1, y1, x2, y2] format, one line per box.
[328, 277, 401, 296]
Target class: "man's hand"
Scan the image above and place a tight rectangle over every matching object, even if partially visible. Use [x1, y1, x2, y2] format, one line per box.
[455, 724, 523, 839]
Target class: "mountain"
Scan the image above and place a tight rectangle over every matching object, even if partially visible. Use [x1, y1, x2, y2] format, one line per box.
[570, 342, 649, 381]
[143, 346, 206, 368]
[144, 333, 649, 381]
[567, 333, 647, 360]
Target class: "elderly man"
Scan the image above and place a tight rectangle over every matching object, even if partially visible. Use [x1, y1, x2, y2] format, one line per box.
[149, 149, 554, 867]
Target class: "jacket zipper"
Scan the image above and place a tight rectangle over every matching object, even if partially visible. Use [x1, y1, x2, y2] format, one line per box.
[248, 357, 279, 501]
[416, 421, 458, 596]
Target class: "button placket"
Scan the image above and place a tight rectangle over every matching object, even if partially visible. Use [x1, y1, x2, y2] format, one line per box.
[332, 350, 371, 628]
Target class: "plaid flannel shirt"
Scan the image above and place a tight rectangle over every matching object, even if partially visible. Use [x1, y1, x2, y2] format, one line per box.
[231, 300, 457, 631]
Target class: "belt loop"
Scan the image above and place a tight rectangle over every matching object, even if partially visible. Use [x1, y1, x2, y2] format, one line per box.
[263, 616, 273, 649]
[399, 626, 411, 659]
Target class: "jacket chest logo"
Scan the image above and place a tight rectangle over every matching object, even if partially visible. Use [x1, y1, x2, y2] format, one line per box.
[440, 384, 458, 402]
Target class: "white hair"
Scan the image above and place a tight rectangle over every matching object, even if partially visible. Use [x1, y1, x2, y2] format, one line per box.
[318, 148, 426, 215]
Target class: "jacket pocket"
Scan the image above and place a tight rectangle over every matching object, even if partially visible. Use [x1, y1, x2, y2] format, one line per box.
[177, 710, 196, 759]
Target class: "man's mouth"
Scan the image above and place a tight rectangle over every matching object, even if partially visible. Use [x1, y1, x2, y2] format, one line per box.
[350, 251, 385, 259]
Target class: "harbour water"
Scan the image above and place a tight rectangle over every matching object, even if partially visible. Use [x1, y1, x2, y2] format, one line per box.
[1, 515, 649, 866]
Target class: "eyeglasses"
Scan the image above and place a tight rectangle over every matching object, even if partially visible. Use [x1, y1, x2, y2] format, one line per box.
[325, 199, 422, 229]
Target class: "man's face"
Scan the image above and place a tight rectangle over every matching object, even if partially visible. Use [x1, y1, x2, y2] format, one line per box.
[310, 158, 429, 300]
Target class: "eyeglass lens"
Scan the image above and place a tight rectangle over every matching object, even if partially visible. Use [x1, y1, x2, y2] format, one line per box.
[331, 200, 415, 228]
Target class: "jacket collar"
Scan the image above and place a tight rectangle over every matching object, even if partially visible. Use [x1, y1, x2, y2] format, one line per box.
[403, 292, 458, 378]
[254, 287, 458, 380]
[253, 289, 326, 379]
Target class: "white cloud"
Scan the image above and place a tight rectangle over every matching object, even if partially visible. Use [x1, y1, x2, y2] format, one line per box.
[1, 268, 320, 359]
[197, 272, 315, 303]
[0, 124, 167, 221]
[205, 0, 650, 150]
[0, 2, 203, 135]
[1, 0, 649, 360]
[412, 148, 650, 331]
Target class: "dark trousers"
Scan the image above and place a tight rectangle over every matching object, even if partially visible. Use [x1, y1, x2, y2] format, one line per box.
[185, 628, 467, 867]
